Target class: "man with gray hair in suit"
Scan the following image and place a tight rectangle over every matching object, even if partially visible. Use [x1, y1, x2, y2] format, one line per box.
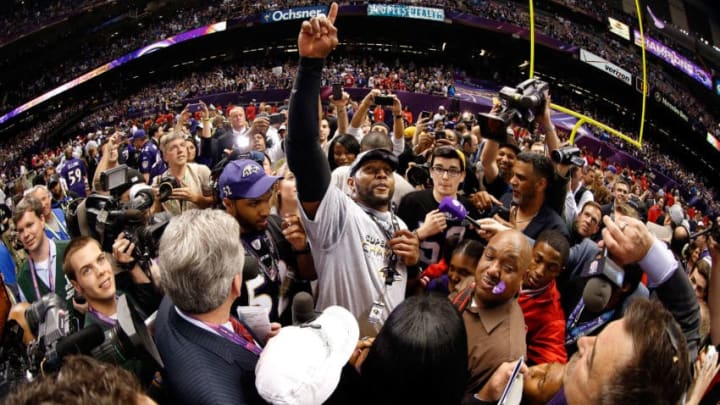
[154, 209, 276, 404]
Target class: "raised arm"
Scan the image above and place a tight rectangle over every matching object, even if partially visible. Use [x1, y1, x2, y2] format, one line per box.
[285, 3, 339, 220]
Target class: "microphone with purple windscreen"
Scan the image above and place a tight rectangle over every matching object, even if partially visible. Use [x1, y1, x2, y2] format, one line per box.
[438, 196, 483, 229]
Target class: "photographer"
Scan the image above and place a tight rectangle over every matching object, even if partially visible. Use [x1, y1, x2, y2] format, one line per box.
[61, 235, 160, 330]
[151, 131, 214, 217]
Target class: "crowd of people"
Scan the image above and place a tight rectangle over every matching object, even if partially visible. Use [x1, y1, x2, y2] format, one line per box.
[2, 49, 717, 221]
[1, 9, 719, 404]
[1, 0, 718, 140]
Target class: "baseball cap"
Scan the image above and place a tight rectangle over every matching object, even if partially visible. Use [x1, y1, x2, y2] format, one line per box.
[606, 165, 617, 174]
[255, 306, 360, 405]
[499, 131, 520, 154]
[349, 149, 398, 177]
[131, 129, 147, 140]
[219, 159, 281, 199]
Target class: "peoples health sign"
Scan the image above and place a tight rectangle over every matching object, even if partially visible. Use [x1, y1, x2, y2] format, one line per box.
[367, 4, 445, 22]
[579, 49, 632, 86]
[262, 6, 329, 23]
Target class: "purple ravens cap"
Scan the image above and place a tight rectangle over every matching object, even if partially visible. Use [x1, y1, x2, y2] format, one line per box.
[219, 159, 282, 199]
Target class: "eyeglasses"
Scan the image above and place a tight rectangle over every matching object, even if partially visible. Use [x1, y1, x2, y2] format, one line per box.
[430, 166, 463, 177]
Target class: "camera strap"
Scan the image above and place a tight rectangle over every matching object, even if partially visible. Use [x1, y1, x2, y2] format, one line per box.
[28, 241, 56, 301]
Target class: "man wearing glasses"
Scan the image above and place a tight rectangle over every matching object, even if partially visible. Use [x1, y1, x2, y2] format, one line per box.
[398, 145, 481, 269]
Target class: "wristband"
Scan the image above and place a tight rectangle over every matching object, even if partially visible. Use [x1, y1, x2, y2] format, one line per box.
[118, 261, 137, 271]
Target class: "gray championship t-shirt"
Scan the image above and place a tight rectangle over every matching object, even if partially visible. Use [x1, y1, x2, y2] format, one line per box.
[300, 186, 408, 336]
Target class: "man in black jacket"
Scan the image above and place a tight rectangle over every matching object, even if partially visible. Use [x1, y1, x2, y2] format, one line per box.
[154, 209, 274, 404]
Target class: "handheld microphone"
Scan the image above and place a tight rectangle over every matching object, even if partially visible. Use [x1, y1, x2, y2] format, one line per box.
[291, 292, 318, 325]
[582, 277, 613, 313]
[438, 196, 482, 228]
[243, 255, 259, 280]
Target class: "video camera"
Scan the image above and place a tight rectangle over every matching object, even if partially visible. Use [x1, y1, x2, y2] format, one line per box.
[478, 78, 549, 142]
[25, 294, 72, 373]
[68, 166, 167, 276]
[22, 293, 162, 378]
[551, 146, 585, 166]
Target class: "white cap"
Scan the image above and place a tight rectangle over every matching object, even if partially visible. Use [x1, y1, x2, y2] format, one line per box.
[255, 306, 359, 405]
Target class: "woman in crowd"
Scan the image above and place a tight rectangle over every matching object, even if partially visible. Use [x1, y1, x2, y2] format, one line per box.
[327, 134, 360, 171]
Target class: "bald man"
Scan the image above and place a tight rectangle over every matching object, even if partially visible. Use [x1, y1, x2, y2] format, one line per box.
[450, 230, 531, 401]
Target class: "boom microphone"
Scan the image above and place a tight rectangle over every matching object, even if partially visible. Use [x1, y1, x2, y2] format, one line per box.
[438, 196, 482, 228]
[291, 292, 318, 325]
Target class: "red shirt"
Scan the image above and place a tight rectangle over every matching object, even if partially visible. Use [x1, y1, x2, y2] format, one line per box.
[246, 104, 256, 121]
[374, 106, 385, 123]
[518, 280, 567, 365]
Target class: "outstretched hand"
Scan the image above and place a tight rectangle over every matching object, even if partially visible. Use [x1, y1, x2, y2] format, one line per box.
[298, 2, 339, 59]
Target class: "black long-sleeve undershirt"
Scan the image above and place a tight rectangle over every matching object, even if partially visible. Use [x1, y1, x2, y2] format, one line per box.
[286, 57, 331, 203]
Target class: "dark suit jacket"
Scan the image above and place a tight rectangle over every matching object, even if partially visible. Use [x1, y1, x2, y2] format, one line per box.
[199, 128, 239, 169]
[154, 297, 267, 405]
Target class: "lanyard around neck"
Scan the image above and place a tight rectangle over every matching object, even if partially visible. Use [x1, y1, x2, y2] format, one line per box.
[29, 241, 55, 300]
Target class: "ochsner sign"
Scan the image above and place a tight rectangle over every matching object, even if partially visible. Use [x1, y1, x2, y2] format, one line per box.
[579, 49, 632, 86]
[262, 6, 329, 23]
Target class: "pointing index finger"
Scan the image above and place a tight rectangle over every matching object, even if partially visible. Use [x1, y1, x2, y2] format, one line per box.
[327, 2, 338, 23]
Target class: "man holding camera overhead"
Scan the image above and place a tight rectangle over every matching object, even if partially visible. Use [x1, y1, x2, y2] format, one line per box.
[151, 131, 214, 217]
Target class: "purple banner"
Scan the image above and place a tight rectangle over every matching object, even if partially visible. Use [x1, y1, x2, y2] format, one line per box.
[633, 29, 712, 89]
[0, 22, 227, 126]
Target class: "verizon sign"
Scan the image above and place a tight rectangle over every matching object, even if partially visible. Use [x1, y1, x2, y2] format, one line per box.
[579, 49, 632, 86]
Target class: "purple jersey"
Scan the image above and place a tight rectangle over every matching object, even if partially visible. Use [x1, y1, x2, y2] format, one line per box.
[60, 158, 87, 197]
[139, 142, 158, 174]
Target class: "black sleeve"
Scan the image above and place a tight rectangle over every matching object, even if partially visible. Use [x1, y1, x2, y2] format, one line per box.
[652, 265, 700, 363]
[286, 57, 331, 202]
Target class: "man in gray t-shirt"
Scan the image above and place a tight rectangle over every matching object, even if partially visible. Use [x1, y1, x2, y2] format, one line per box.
[286, 11, 419, 335]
